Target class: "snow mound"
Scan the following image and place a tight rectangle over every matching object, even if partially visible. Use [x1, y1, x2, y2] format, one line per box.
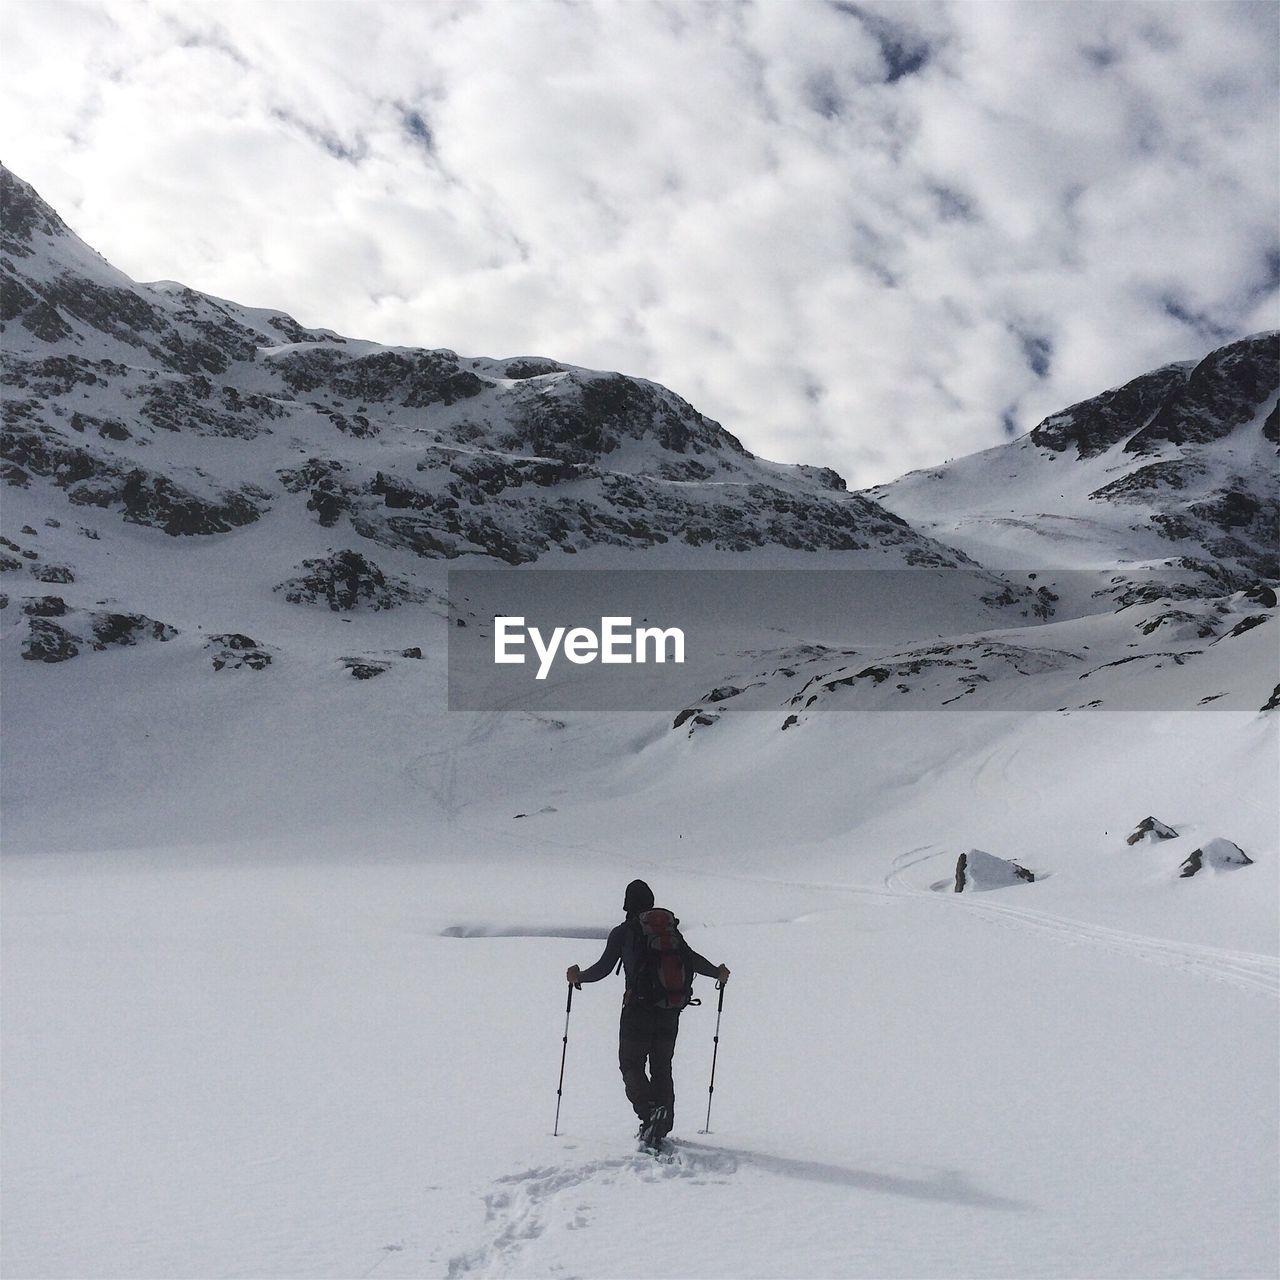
[955, 847, 1037, 892]
[1178, 839, 1254, 878]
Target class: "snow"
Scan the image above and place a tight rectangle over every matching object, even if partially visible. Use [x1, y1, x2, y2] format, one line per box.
[2, 483, 1277, 1280]
[3, 828, 1275, 1279]
[2, 168, 1276, 1278]
[3, 583, 1277, 1278]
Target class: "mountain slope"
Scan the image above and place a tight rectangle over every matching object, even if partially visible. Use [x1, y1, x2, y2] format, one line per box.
[1, 167, 1277, 1280]
[867, 334, 1278, 584]
[1, 165, 963, 569]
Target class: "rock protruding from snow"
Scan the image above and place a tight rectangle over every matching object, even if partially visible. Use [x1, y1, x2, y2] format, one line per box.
[954, 848, 1036, 892]
[19, 605, 177, 662]
[1126, 816, 1179, 845]
[342, 658, 389, 680]
[275, 551, 425, 611]
[1178, 839, 1253, 878]
[206, 634, 271, 671]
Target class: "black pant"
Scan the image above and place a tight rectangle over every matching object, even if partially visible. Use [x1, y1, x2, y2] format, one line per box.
[619, 1001, 680, 1134]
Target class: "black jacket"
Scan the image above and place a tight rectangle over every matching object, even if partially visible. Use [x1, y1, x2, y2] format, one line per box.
[577, 912, 719, 993]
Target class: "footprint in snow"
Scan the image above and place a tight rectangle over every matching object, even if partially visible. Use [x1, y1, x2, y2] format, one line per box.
[446, 1148, 736, 1275]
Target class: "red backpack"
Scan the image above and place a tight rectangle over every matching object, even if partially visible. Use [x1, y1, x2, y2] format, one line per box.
[630, 908, 698, 1009]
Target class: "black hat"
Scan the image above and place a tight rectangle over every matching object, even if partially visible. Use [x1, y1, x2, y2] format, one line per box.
[624, 879, 655, 913]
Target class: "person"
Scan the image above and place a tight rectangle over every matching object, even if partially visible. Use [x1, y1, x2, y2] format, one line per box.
[566, 879, 730, 1145]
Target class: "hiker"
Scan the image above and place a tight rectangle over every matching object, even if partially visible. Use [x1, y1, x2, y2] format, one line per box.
[566, 879, 730, 1145]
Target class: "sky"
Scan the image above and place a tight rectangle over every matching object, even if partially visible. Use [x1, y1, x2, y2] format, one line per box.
[2, 0, 1277, 488]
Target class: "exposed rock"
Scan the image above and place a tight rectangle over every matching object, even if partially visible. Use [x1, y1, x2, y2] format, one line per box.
[0, 166, 73, 254]
[706, 685, 743, 702]
[1126, 816, 1178, 845]
[276, 550, 423, 611]
[206, 633, 272, 671]
[954, 848, 1036, 892]
[30, 563, 74, 583]
[1261, 684, 1280, 712]
[20, 595, 66, 617]
[668, 706, 723, 733]
[1031, 365, 1188, 458]
[121, 470, 263, 536]
[1213, 614, 1270, 642]
[89, 612, 177, 648]
[504, 358, 564, 379]
[1126, 335, 1279, 455]
[1178, 839, 1253, 877]
[343, 659, 389, 680]
[16, 603, 177, 658]
[401, 646, 423, 659]
[21, 618, 79, 662]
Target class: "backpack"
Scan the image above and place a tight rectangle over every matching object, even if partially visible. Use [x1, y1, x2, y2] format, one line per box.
[627, 908, 699, 1010]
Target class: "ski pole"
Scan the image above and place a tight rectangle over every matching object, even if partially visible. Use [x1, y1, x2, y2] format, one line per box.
[553, 981, 574, 1137]
[699, 980, 726, 1134]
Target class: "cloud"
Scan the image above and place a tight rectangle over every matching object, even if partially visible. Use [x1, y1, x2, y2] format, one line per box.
[1, 0, 1275, 487]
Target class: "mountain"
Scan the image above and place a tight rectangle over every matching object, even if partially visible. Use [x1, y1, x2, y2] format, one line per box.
[0, 165, 962, 568]
[868, 333, 1278, 585]
[1, 160, 1277, 830]
[2, 167, 1277, 1280]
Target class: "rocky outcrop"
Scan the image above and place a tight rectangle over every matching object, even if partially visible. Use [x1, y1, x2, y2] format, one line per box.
[1178, 839, 1253, 877]
[19, 604, 177, 662]
[1126, 816, 1178, 845]
[1, 417, 265, 536]
[120, 471, 264, 536]
[206, 634, 272, 672]
[789, 639, 1081, 711]
[1030, 365, 1189, 459]
[275, 550, 425, 611]
[1029, 335, 1278, 461]
[1124, 336, 1279, 455]
[954, 848, 1036, 892]
[672, 707, 719, 733]
[342, 658, 389, 680]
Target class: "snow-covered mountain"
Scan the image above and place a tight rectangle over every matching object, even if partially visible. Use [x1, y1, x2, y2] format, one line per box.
[2, 166, 1277, 1280]
[869, 332, 1278, 584]
[1, 164, 961, 568]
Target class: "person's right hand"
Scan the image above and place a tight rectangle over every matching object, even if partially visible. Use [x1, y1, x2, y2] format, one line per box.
[717, 964, 730, 984]
[566, 965, 582, 988]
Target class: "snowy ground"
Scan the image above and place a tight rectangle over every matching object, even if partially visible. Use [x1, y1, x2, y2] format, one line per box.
[3, 168, 1277, 1278]
[3, 494, 1277, 1279]
[3, 697, 1277, 1278]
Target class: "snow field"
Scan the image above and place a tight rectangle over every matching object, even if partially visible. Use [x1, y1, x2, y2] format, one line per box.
[3, 831, 1276, 1279]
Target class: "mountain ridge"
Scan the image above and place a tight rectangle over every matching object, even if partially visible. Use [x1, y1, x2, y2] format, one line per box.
[1, 164, 965, 568]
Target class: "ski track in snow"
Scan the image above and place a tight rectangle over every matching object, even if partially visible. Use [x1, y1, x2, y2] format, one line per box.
[445, 1145, 737, 1278]
[493, 816, 1280, 1002]
[885, 848, 1280, 999]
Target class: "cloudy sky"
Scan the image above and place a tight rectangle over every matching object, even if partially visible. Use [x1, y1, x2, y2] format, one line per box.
[3, 0, 1277, 486]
